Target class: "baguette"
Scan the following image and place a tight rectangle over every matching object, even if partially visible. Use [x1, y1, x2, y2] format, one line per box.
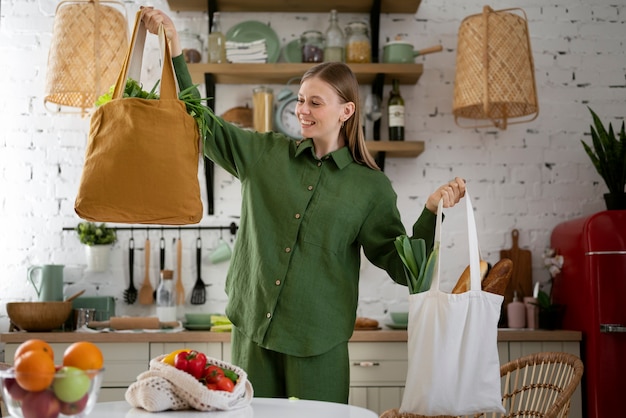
[451, 260, 490, 294]
[482, 258, 513, 296]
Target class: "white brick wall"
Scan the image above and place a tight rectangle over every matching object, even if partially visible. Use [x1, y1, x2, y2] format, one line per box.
[0, 0, 624, 331]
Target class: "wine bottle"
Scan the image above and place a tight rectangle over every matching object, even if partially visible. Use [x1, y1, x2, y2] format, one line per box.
[388, 78, 405, 141]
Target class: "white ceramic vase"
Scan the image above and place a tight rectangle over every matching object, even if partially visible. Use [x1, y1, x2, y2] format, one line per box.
[85, 245, 111, 272]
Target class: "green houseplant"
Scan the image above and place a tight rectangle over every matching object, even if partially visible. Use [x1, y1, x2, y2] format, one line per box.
[580, 107, 626, 210]
[75, 222, 117, 246]
[76, 222, 117, 272]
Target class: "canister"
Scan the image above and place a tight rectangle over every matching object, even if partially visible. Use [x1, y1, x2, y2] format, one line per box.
[345, 21, 371, 63]
[301, 30, 325, 63]
[252, 86, 274, 132]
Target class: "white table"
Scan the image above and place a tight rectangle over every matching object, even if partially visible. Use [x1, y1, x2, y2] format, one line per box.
[89, 399, 378, 417]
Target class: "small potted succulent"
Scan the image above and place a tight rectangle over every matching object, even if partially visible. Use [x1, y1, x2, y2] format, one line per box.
[580, 107, 626, 210]
[76, 222, 117, 272]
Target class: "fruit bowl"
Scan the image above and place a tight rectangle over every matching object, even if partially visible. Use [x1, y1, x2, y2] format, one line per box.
[6, 302, 73, 332]
[0, 367, 104, 418]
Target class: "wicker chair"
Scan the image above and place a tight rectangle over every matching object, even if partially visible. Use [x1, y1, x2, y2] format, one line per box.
[380, 351, 584, 418]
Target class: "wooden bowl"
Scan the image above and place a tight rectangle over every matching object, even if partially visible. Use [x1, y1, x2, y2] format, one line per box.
[6, 301, 73, 331]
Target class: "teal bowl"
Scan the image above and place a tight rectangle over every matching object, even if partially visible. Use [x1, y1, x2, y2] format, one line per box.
[390, 311, 408, 325]
[184, 313, 213, 325]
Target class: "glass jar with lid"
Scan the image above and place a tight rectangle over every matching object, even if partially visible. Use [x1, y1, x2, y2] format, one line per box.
[301, 30, 325, 63]
[179, 29, 203, 63]
[345, 21, 371, 63]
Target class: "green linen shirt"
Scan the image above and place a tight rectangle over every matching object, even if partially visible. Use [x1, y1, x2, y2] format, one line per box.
[173, 56, 436, 357]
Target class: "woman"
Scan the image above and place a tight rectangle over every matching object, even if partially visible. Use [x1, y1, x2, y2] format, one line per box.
[141, 8, 466, 404]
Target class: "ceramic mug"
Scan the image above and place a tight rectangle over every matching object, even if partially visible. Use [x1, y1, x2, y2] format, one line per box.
[27, 264, 64, 301]
[209, 239, 232, 264]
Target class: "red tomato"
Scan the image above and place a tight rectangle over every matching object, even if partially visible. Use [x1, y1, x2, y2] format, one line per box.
[203, 365, 225, 383]
[215, 376, 235, 392]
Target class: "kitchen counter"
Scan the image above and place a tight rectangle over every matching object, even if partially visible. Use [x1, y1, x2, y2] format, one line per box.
[0, 329, 582, 344]
[0, 328, 583, 417]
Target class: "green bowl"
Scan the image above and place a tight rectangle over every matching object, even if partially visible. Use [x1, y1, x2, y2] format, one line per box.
[184, 313, 213, 325]
[390, 311, 408, 325]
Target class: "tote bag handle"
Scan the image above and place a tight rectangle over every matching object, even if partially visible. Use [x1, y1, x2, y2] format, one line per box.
[112, 10, 178, 101]
[430, 189, 482, 292]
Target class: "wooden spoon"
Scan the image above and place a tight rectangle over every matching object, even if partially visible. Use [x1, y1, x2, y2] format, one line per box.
[65, 289, 86, 303]
[175, 237, 185, 305]
[139, 238, 154, 305]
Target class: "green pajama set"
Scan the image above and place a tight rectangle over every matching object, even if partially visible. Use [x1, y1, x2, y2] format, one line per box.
[173, 55, 436, 403]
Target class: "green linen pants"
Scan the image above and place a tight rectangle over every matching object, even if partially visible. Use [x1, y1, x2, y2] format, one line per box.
[231, 326, 350, 403]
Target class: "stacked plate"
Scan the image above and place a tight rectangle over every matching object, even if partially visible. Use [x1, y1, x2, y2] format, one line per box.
[226, 21, 280, 63]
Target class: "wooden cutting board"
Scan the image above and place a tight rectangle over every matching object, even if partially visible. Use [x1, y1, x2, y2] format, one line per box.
[500, 229, 533, 307]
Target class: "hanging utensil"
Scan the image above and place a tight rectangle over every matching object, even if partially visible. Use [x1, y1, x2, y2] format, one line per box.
[176, 237, 185, 305]
[190, 236, 206, 305]
[65, 289, 86, 303]
[154, 234, 166, 300]
[123, 237, 137, 304]
[139, 238, 154, 305]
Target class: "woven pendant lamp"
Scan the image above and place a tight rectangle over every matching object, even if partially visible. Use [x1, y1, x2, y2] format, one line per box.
[44, 0, 128, 116]
[453, 6, 538, 129]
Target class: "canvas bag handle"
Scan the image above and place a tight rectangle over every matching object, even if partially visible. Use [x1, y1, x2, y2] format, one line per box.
[430, 189, 482, 292]
[112, 10, 177, 101]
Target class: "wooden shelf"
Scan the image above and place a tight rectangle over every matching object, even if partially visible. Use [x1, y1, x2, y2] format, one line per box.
[365, 141, 424, 158]
[167, 0, 421, 14]
[189, 63, 423, 85]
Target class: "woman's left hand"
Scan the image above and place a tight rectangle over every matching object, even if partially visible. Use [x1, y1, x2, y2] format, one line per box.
[425, 177, 466, 213]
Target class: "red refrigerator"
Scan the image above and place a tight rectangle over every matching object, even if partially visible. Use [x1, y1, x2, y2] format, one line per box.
[550, 210, 626, 418]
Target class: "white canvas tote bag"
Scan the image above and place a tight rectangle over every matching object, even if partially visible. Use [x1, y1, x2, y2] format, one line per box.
[399, 191, 505, 416]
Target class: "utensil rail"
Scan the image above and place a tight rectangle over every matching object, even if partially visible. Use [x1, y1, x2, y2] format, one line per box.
[62, 222, 239, 236]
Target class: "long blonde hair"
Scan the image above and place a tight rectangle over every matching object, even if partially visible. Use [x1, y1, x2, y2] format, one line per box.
[301, 63, 379, 170]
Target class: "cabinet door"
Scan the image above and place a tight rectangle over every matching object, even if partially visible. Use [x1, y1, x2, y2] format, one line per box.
[350, 386, 405, 415]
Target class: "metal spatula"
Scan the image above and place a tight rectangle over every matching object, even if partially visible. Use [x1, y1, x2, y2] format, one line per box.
[190, 236, 206, 305]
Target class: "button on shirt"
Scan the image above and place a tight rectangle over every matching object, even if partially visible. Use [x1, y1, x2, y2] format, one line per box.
[173, 57, 437, 357]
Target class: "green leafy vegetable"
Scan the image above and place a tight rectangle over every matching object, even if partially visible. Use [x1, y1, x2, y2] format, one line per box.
[95, 79, 221, 145]
[394, 235, 438, 294]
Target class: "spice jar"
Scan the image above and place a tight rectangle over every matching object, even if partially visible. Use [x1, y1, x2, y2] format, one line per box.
[179, 29, 203, 63]
[301, 30, 325, 63]
[345, 21, 371, 63]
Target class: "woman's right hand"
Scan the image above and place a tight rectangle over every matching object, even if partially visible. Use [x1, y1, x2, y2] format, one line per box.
[139, 7, 183, 57]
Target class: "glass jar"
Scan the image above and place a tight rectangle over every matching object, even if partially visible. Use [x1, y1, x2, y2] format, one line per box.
[301, 30, 325, 63]
[179, 29, 203, 63]
[156, 270, 176, 322]
[345, 21, 371, 63]
[252, 86, 274, 132]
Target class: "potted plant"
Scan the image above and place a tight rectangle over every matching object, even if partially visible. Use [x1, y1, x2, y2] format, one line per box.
[76, 222, 117, 272]
[580, 107, 626, 210]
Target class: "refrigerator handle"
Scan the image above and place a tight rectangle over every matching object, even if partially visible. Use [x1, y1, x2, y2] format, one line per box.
[600, 324, 626, 333]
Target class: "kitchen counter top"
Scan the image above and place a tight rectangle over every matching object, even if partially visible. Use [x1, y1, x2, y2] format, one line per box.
[0, 329, 582, 344]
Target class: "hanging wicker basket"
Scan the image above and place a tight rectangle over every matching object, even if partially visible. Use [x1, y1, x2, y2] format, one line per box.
[452, 6, 538, 129]
[44, 0, 128, 115]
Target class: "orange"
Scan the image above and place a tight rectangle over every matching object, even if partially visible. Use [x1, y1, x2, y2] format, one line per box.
[14, 339, 54, 362]
[63, 341, 104, 372]
[14, 350, 56, 392]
